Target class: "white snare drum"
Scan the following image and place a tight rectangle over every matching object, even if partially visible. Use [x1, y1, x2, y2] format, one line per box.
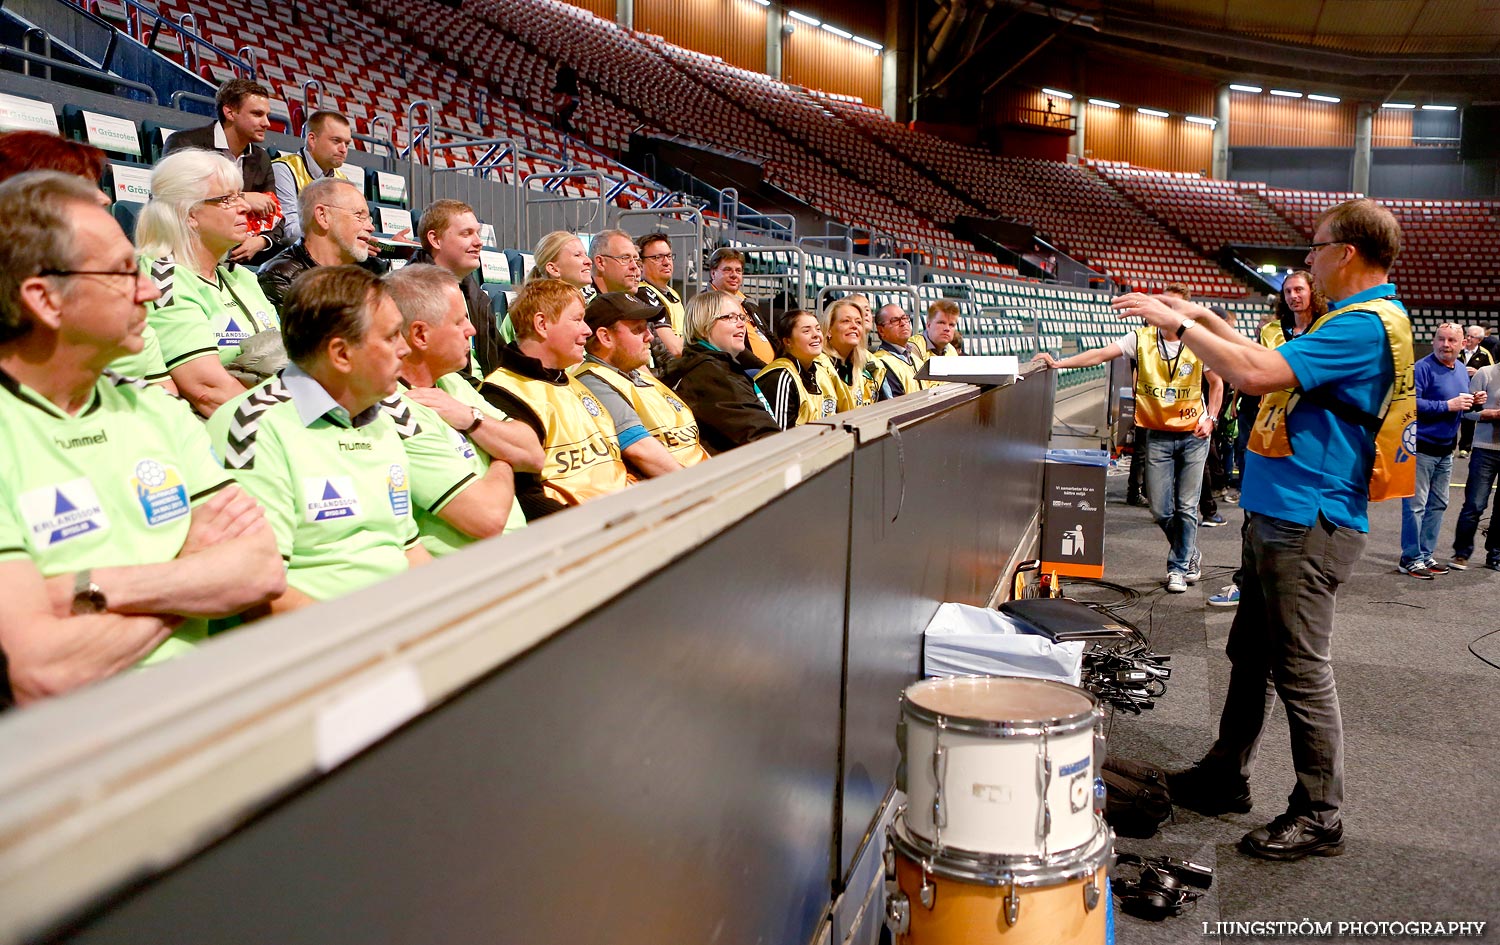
[901, 676, 1104, 858]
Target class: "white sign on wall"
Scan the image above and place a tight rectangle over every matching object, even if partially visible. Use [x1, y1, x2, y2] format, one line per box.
[374, 171, 406, 204]
[109, 163, 154, 204]
[0, 93, 59, 133]
[82, 111, 142, 157]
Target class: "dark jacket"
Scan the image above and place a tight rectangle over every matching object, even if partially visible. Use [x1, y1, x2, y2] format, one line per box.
[410, 249, 503, 377]
[1461, 345, 1494, 372]
[163, 123, 287, 263]
[658, 342, 780, 455]
[257, 240, 388, 312]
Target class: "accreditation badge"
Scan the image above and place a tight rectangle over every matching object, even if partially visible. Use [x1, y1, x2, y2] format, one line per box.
[387, 464, 411, 516]
[132, 459, 190, 527]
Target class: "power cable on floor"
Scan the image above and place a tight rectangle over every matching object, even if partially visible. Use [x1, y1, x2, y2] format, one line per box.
[1469, 627, 1500, 672]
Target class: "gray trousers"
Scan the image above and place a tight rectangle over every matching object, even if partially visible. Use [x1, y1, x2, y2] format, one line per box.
[1204, 511, 1366, 826]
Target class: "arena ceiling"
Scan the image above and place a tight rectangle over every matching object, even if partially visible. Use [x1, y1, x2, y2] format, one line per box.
[906, 0, 1500, 103]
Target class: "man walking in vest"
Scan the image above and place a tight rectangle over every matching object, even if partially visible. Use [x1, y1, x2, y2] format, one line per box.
[272, 110, 353, 244]
[1033, 314, 1222, 593]
[1112, 199, 1414, 862]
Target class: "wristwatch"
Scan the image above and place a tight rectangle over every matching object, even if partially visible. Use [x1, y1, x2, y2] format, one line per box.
[1177, 318, 1197, 335]
[462, 407, 485, 435]
[71, 569, 107, 616]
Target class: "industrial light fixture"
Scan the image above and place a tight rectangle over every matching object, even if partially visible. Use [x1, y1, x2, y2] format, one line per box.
[747, 0, 770, 6]
[1229, 84, 1262, 93]
[852, 35, 883, 50]
[1138, 108, 1169, 118]
[1088, 98, 1120, 109]
[1308, 94, 1341, 103]
[1269, 89, 1302, 98]
[1382, 102, 1416, 109]
[1185, 115, 1216, 126]
[820, 22, 851, 38]
[1042, 88, 1074, 100]
[788, 10, 820, 26]
[1423, 104, 1458, 111]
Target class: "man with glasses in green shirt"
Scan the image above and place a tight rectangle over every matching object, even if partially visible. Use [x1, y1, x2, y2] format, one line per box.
[207, 266, 431, 613]
[0, 172, 285, 704]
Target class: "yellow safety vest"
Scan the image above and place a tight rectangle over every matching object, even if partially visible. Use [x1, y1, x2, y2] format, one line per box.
[483, 366, 628, 506]
[911, 333, 957, 363]
[873, 344, 926, 394]
[1249, 296, 1415, 502]
[1260, 321, 1286, 349]
[639, 282, 685, 340]
[271, 152, 349, 191]
[756, 357, 840, 425]
[574, 360, 708, 467]
[1133, 326, 1206, 432]
[825, 350, 885, 409]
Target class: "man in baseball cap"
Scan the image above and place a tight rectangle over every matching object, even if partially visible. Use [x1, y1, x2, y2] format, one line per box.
[576, 292, 708, 477]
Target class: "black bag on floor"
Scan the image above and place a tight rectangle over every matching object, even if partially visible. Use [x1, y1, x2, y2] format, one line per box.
[1102, 756, 1173, 838]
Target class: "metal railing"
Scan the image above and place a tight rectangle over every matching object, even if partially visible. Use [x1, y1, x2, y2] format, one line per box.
[617, 205, 707, 294]
[736, 244, 810, 311]
[1, 45, 157, 103]
[522, 170, 607, 247]
[106, 0, 252, 76]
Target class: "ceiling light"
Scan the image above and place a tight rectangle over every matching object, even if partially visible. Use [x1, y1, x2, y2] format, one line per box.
[1383, 102, 1416, 109]
[1229, 84, 1262, 93]
[1185, 115, 1216, 126]
[788, 10, 819, 25]
[1042, 88, 1074, 100]
[1088, 98, 1120, 109]
[1423, 104, 1458, 111]
[748, 0, 770, 5]
[1138, 108, 1169, 118]
[1308, 94, 1341, 103]
[852, 35, 882, 50]
[820, 23, 851, 38]
[1269, 89, 1302, 98]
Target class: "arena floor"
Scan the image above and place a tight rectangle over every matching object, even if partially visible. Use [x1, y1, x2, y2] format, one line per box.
[1093, 457, 1500, 942]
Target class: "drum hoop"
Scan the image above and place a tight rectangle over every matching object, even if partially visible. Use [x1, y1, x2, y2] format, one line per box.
[889, 812, 1113, 887]
[901, 677, 1100, 736]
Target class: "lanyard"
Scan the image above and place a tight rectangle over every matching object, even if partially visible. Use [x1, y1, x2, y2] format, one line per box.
[1156, 328, 1183, 383]
[216, 267, 266, 334]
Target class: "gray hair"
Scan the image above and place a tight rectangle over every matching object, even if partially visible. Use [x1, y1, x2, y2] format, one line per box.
[0, 171, 107, 344]
[591, 228, 634, 259]
[383, 263, 462, 332]
[298, 176, 361, 226]
[136, 148, 242, 262]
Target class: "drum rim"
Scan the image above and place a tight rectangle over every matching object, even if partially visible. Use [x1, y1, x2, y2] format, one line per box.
[889, 812, 1113, 887]
[902, 676, 1101, 735]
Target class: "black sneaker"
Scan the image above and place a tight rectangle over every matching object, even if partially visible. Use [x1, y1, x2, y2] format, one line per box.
[1240, 812, 1344, 860]
[1202, 513, 1228, 527]
[1398, 561, 1435, 580]
[1167, 763, 1253, 815]
[1424, 559, 1451, 575]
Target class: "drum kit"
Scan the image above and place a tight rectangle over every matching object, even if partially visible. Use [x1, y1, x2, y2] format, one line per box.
[884, 675, 1114, 944]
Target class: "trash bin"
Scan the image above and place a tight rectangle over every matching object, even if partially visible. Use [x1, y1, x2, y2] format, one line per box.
[1042, 448, 1108, 579]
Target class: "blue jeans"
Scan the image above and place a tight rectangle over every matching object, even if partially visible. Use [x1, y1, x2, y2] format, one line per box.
[1145, 430, 1209, 574]
[1400, 451, 1453, 566]
[1452, 448, 1500, 562]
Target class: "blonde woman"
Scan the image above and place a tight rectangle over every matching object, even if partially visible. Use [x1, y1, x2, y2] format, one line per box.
[822, 296, 888, 408]
[137, 148, 280, 417]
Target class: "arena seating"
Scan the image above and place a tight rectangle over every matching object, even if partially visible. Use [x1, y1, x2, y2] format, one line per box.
[1089, 161, 1305, 254]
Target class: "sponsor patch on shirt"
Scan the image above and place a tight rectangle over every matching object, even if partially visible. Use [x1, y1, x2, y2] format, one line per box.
[216, 317, 251, 348]
[449, 428, 476, 460]
[304, 476, 361, 522]
[20, 478, 109, 548]
[131, 459, 190, 527]
[387, 464, 410, 516]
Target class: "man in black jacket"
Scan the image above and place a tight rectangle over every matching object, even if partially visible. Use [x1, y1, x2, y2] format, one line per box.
[257, 178, 384, 310]
[408, 199, 501, 377]
[164, 78, 286, 265]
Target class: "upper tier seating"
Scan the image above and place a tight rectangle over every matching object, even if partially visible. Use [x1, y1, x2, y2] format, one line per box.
[1088, 160, 1305, 254]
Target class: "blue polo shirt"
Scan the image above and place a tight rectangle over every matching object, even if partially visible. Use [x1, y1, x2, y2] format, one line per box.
[1240, 283, 1403, 533]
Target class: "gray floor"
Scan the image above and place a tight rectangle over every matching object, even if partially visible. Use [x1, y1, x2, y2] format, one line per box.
[1092, 458, 1500, 944]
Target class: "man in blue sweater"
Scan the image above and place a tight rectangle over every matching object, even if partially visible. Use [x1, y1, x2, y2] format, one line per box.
[1400, 323, 1484, 578]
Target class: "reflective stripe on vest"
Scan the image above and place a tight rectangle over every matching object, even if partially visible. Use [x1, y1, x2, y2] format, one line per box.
[483, 366, 627, 506]
[1133, 325, 1205, 432]
[1248, 295, 1415, 501]
[575, 361, 708, 467]
[271, 152, 348, 191]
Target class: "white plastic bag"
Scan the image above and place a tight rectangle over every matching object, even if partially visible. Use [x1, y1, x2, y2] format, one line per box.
[922, 602, 1085, 685]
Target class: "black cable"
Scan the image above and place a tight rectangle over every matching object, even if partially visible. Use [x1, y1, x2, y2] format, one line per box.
[1469, 627, 1500, 672]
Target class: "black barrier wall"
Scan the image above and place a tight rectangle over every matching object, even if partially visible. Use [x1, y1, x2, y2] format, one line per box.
[7, 377, 1053, 945]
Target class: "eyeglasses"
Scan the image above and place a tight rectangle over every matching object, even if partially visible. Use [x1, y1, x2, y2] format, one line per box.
[1305, 240, 1348, 252]
[715, 312, 747, 324]
[714, 267, 744, 276]
[881, 315, 912, 325]
[327, 205, 373, 224]
[597, 253, 641, 266]
[642, 252, 674, 262]
[200, 191, 245, 208]
[40, 267, 145, 282]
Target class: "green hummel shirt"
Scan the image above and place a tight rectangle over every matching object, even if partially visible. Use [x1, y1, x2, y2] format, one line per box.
[144, 255, 279, 370]
[108, 323, 171, 383]
[387, 372, 527, 557]
[206, 364, 420, 602]
[0, 368, 234, 663]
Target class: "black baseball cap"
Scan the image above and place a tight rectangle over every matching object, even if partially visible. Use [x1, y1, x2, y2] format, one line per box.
[585, 291, 664, 332]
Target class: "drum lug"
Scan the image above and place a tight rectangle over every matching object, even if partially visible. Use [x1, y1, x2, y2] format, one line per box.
[1084, 874, 1101, 911]
[885, 890, 911, 936]
[1003, 882, 1021, 927]
[919, 860, 937, 909]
